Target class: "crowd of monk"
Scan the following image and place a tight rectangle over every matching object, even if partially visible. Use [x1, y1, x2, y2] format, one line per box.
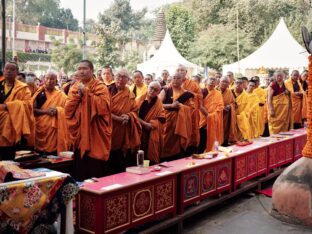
[0, 60, 308, 180]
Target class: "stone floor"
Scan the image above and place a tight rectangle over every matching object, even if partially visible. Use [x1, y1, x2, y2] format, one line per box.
[182, 191, 312, 234]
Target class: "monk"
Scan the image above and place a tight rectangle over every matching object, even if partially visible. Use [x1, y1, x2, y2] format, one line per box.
[198, 77, 224, 152]
[268, 70, 292, 134]
[101, 65, 115, 89]
[144, 74, 153, 86]
[285, 70, 306, 129]
[159, 72, 194, 159]
[136, 81, 165, 164]
[109, 69, 142, 173]
[178, 64, 202, 152]
[33, 72, 68, 155]
[130, 70, 147, 100]
[26, 72, 39, 96]
[0, 62, 34, 160]
[218, 77, 238, 145]
[65, 60, 112, 180]
[246, 80, 261, 138]
[160, 69, 170, 87]
[251, 76, 266, 136]
[227, 71, 235, 89]
[233, 79, 253, 141]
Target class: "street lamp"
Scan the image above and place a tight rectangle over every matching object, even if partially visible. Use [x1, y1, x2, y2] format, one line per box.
[1, 0, 6, 69]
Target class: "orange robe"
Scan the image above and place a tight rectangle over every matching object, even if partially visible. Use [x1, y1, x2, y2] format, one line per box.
[221, 88, 238, 143]
[136, 93, 165, 164]
[285, 79, 307, 124]
[182, 78, 202, 147]
[254, 87, 266, 135]
[199, 89, 224, 152]
[0, 78, 34, 147]
[162, 87, 194, 158]
[65, 78, 112, 160]
[111, 87, 142, 152]
[33, 87, 69, 154]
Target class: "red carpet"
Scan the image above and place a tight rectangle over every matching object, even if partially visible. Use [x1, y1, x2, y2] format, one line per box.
[257, 188, 272, 197]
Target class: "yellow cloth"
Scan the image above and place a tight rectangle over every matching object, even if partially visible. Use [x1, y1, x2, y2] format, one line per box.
[130, 83, 147, 100]
[268, 92, 292, 134]
[246, 92, 261, 138]
[284, 78, 306, 124]
[199, 89, 224, 151]
[235, 90, 253, 140]
[254, 87, 266, 135]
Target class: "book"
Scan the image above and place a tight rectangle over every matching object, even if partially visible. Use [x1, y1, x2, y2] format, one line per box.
[126, 166, 150, 175]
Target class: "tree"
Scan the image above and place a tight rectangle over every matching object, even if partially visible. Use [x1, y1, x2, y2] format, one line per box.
[95, 0, 147, 67]
[189, 24, 254, 70]
[7, 0, 78, 30]
[165, 5, 196, 58]
[50, 40, 83, 73]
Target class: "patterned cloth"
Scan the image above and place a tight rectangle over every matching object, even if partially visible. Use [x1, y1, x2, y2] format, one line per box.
[0, 176, 79, 233]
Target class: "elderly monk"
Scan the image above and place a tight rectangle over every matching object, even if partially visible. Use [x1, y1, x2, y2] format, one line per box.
[268, 70, 292, 134]
[245, 80, 261, 138]
[65, 60, 112, 180]
[130, 70, 147, 100]
[26, 72, 39, 96]
[33, 72, 68, 155]
[198, 77, 224, 153]
[0, 62, 34, 160]
[285, 70, 306, 129]
[178, 64, 202, 153]
[227, 71, 235, 89]
[109, 69, 142, 173]
[233, 79, 253, 141]
[136, 81, 165, 164]
[252, 76, 266, 136]
[159, 72, 194, 160]
[218, 76, 238, 145]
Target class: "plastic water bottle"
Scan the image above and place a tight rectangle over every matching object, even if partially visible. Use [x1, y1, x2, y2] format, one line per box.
[214, 140, 219, 152]
[303, 121, 307, 129]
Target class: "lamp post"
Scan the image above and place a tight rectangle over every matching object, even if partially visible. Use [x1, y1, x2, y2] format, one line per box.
[82, 0, 86, 59]
[1, 0, 6, 69]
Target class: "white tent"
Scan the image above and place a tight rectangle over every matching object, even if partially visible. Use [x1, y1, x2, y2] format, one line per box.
[137, 30, 200, 76]
[222, 18, 308, 75]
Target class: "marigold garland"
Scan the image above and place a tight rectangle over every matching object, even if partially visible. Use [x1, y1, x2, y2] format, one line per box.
[302, 55, 312, 157]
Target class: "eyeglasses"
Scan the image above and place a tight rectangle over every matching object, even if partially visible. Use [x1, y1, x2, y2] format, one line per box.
[149, 86, 160, 92]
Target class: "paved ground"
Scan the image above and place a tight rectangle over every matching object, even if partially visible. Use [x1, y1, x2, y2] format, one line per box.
[182, 191, 312, 234]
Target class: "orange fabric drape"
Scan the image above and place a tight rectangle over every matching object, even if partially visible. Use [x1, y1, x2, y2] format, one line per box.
[32, 87, 69, 154]
[111, 87, 142, 152]
[136, 93, 165, 163]
[222, 88, 238, 143]
[65, 79, 112, 160]
[199, 89, 224, 152]
[0, 78, 34, 147]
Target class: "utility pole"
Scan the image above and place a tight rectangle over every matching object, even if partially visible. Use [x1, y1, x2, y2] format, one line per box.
[83, 0, 86, 59]
[1, 0, 6, 69]
[12, 0, 15, 60]
[236, 6, 240, 74]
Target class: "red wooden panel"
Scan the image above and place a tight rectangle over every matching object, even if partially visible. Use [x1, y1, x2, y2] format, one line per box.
[235, 155, 247, 182]
[155, 179, 175, 214]
[131, 186, 154, 223]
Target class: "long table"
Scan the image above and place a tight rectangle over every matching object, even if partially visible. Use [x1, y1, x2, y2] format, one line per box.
[77, 128, 307, 233]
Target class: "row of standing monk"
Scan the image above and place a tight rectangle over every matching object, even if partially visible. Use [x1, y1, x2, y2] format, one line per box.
[0, 60, 307, 180]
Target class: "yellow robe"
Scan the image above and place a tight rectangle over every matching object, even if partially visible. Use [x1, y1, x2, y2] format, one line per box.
[284, 79, 307, 124]
[130, 83, 147, 100]
[199, 89, 224, 152]
[0, 78, 34, 147]
[32, 87, 69, 154]
[268, 92, 292, 134]
[254, 87, 266, 135]
[246, 92, 260, 138]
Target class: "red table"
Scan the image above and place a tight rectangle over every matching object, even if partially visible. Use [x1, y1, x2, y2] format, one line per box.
[292, 129, 307, 161]
[77, 170, 177, 234]
[164, 156, 232, 213]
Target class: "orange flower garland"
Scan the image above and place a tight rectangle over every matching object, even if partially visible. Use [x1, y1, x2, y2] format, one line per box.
[302, 55, 312, 157]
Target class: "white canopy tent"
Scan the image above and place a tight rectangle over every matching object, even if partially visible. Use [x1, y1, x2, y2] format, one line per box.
[137, 30, 200, 77]
[222, 18, 308, 75]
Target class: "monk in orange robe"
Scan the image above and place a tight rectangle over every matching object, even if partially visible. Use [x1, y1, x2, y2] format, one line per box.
[268, 71, 292, 134]
[227, 71, 235, 89]
[246, 80, 261, 138]
[285, 70, 306, 129]
[178, 64, 202, 153]
[159, 72, 194, 160]
[26, 72, 39, 96]
[0, 62, 34, 160]
[136, 81, 165, 164]
[198, 77, 224, 152]
[129, 70, 147, 100]
[101, 65, 116, 91]
[218, 77, 238, 145]
[109, 69, 142, 173]
[65, 60, 112, 180]
[33, 72, 69, 155]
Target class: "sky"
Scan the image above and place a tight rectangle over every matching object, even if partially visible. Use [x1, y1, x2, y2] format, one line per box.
[60, 0, 182, 23]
